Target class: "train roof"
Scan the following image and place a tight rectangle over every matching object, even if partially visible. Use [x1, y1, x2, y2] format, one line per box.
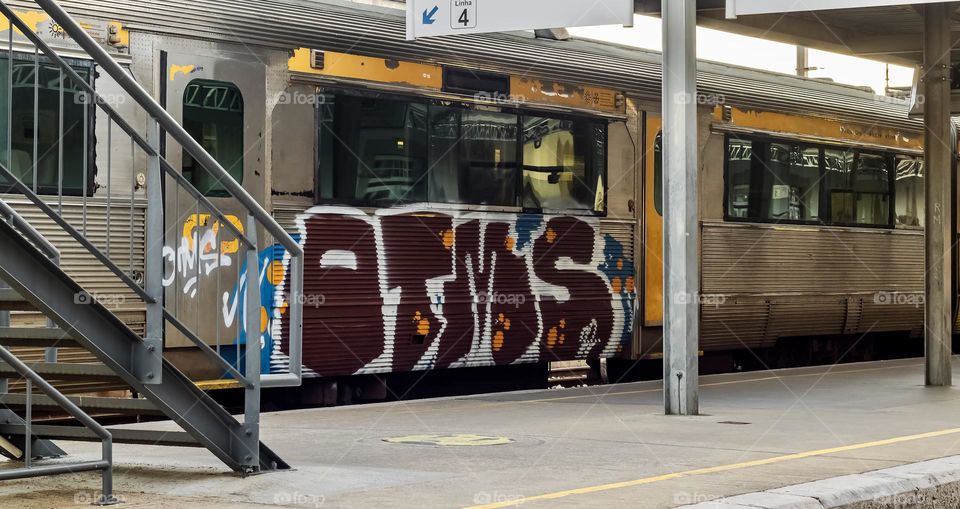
[25, 0, 922, 132]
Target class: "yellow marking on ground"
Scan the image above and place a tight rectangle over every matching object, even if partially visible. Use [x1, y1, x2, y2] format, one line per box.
[195, 379, 242, 391]
[465, 427, 960, 508]
[384, 434, 514, 447]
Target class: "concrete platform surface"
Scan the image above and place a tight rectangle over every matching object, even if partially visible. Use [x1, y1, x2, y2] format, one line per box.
[3, 357, 960, 508]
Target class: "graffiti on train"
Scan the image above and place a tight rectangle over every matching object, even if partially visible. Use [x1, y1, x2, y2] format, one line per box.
[161, 214, 244, 297]
[273, 206, 636, 378]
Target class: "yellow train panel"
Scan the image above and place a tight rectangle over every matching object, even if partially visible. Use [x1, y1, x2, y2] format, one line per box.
[510, 76, 624, 115]
[288, 48, 442, 90]
[643, 115, 663, 326]
[714, 106, 923, 151]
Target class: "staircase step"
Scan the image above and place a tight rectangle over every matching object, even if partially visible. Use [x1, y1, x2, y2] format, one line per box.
[0, 393, 162, 415]
[0, 288, 34, 311]
[0, 327, 79, 348]
[0, 423, 201, 447]
[0, 362, 121, 381]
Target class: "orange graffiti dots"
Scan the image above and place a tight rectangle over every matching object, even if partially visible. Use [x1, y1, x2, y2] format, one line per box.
[268, 260, 285, 285]
[611, 277, 622, 294]
[559, 319, 567, 329]
[492, 314, 510, 352]
[505, 236, 516, 252]
[616, 258, 624, 270]
[625, 276, 635, 293]
[441, 229, 455, 250]
[559, 333, 566, 345]
[493, 330, 505, 351]
[545, 228, 557, 243]
[280, 302, 289, 315]
[546, 327, 559, 348]
[413, 311, 430, 336]
[260, 306, 268, 333]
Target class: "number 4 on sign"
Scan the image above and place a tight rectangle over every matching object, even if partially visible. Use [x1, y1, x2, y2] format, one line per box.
[452, 0, 477, 29]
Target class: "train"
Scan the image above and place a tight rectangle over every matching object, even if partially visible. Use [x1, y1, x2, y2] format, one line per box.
[0, 0, 945, 403]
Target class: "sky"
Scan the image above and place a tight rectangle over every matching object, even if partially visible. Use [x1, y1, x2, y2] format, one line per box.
[568, 15, 915, 96]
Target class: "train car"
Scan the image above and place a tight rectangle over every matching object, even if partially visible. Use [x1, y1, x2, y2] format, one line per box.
[0, 0, 946, 401]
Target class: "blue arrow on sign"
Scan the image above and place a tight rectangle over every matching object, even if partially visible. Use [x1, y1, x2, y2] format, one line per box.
[422, 5, 439, 24]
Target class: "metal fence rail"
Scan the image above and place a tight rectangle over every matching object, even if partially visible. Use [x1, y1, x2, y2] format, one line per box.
[0, 345, 117, 505]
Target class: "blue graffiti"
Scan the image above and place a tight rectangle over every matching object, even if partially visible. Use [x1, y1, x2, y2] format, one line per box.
[515, 214, 544, 251]
[599, 235, 635, 350]
[221, 236, 299, 375]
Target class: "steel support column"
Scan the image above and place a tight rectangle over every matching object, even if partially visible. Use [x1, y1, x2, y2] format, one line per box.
[923, 3, 954, 387]
[662, 0, 699, 415]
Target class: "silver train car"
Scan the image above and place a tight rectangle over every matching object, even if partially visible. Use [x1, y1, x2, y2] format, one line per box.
[0, 0, 943, 394]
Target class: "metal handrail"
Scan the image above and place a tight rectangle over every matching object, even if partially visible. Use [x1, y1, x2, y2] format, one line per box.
[0, 0, 303, 388]
[0, 2, 249, 249]
[0, 345, 117, 504]
[32, 0, 301, 257]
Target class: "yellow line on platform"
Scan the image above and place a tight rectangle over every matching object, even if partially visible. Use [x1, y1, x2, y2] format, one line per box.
[464, 427, 960, 509]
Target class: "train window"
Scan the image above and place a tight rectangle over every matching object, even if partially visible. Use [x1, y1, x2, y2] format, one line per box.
[319, 95, 428, 205]
[0, 53, 92, 195]
[429, 107, 518, 206]
[726, 136, 898, 227]
[762, 143, 821, 221]
[894, 155, 924, 227]
[520, 115, 605, 212]
[725, 138, 754, 219]
[823, 149, 891, 226]
[853, 153, 891, 225]
[182, 79, 244, 197]
[316, 93, 607, 212]
[653, 131, 662, 216]
[823, 148, 855, 223]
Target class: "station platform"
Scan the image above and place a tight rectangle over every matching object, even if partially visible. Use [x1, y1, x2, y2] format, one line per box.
[3, 357, 960, 508]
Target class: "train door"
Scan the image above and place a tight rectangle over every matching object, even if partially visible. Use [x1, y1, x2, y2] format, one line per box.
[643, 114, 664, 330]
[160, 49, 267, 368]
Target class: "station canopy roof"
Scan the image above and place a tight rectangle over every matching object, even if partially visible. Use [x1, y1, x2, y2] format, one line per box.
[634, 0, 958, 67]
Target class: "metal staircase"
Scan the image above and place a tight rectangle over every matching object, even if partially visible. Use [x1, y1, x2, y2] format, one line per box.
[0, 0, 304, 499]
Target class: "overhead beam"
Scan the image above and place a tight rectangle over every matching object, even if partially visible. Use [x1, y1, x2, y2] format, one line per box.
[695, 13, 924, 67]
[847, 31, 960, 56]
